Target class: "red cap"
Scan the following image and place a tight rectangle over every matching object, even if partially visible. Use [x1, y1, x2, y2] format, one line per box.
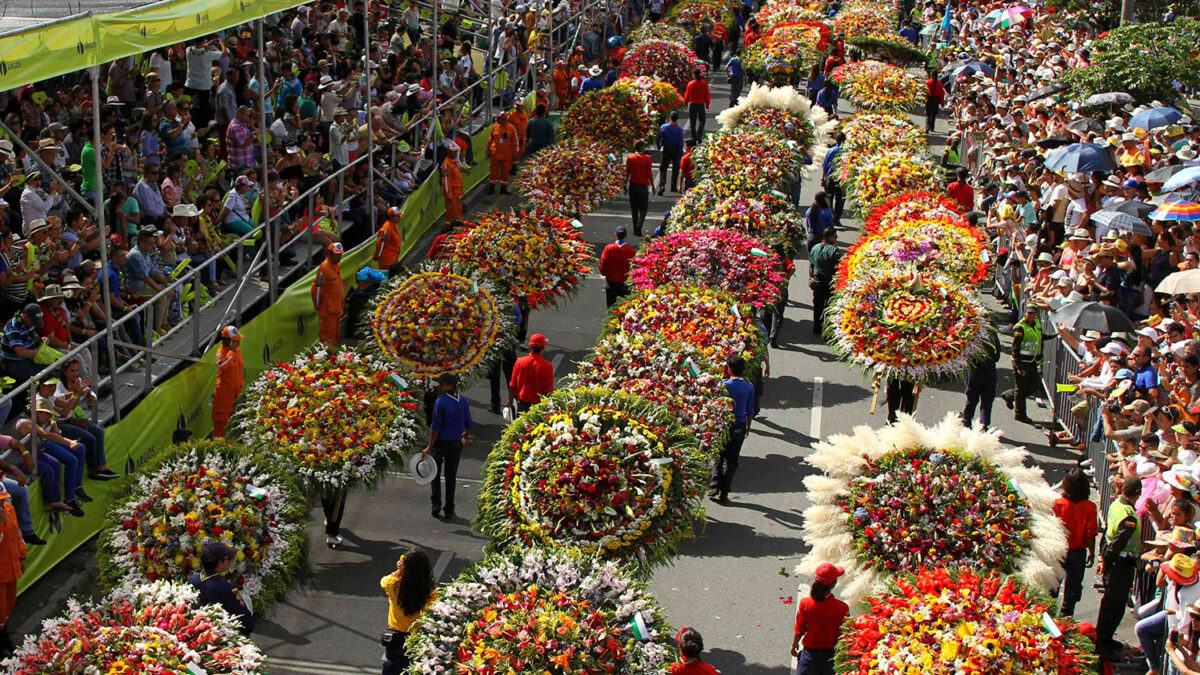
[814, 562, 844, 585]
[388, 206, 404, 218]
[529, 333, 548, 348]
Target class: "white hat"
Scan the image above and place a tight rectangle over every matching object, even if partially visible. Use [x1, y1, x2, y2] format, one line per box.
[1081, 330, 1103, 342]
[588, 65, 602, 76]
[1069, 228, 1091, 241]
[1135, 460, 1159, 477]
[1121, 132, 1138, 143]
[1100, 342, 1127, 357]
[171, 203, 200, 217]
[407, 453, 438, 485]
[1137, 327, 1161, 341]
[1066, 290, 1085, 302]
[1036, 252, 1055, 264]
[1050, 269, 1069, 280]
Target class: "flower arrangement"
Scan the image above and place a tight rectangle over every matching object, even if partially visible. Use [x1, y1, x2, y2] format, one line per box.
[618, 39, 708, 95]
[236, 346, 423, 492]
[613, 75, 685, 112]
[837, 217, 988, 288]
[4, 580, 268, 675]
[443, 210, 597, 307]
[693, 128, 803, 191]
[863, 189, 967, 237]
[406, 549, 677, 673]
[848, 151, 940, 215]
[629, 229, 792, 308]
[670, 176, 805, 251]
[835, 60, 924, 112]
[755, 2, 825, 30]
[832, 8, 894, 41]
[626, 21, 692, 47]
[716, 84, 837, 159]
[826, 270, 991, 382]
[834, 113, 926, 184]
[567, 333, 733, 457]
[515, 141, 625, 217]
[666, 0, 736, 33]
[562, 86, 655, 151]
[97, 440, 305, 612]
[838, 568, 1097, 674]
[846, 35, 929, 65]
[475, 388, 705, 573]
[366, 262, 515, 388]
[798, 414, 1070, 605]
[743, 22, 831, 86]
[603, 285, 768, 373]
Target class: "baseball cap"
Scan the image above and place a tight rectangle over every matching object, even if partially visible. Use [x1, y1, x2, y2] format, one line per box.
[529, 333, 548, 348]
[327, 242, 345, 254]
[388, 206, 404, 218]
[1137, 327, 1160, 341]
[220, 325, 243, 341]
[814, 562, 845, 585]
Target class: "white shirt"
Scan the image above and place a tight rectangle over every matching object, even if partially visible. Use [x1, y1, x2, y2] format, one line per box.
[329, 124, 350, 165]
[185, 47, 222, 90]
[149, 52, 172, 90]
[20, 187, 58, 234]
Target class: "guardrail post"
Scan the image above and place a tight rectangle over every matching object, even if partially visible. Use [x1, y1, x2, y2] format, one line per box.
[192, 281, 202, 356]
[144, 303, 154, 390]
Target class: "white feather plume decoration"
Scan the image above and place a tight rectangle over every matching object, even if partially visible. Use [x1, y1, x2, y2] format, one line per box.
[716, 83, 838, 179]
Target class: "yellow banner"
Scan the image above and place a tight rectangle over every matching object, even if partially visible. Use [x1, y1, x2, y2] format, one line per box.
[96, 0, 263, 63]
[0, 17, 98, 91]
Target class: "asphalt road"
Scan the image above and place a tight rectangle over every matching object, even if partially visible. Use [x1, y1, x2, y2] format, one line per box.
[249, 75, 1112, 674]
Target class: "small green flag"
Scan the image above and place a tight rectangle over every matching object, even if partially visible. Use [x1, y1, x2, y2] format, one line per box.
[685, 357, 700, 378]
[245, 485, 267, 501]
[1041, 612, 1062, 638]
[750, 247, 768, 257]
[630, 611, 650, 640]
[389, 373, 409, 390]
[570, 219, 584, 229]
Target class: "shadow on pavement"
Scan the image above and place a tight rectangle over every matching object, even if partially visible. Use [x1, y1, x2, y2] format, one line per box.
[729, 453, 817, 497]
[683, 517, 806, 559]
[706, 648, 792, 675]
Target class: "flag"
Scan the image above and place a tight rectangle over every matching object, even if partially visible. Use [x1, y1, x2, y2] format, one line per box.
[685, 357, 701, 378]
[941, 5, 952, 41]
[630, 611, 651, 640]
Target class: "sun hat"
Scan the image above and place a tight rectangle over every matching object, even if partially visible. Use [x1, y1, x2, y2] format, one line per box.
[1081, 330, 1103, 342]
[1137, 327, 1161, 341]
[1164, 468, 1200, 495]
[171, 203, 200, 218]
[1153, 525, 1197, 548]
[407, 453, 438, 485]
[37, 284, 66, 302]
[1165, 553, 1200, 586]
[814, 562, 845, 585]
[1100, 342, 1127, 357]
[1069, 228, 1091, 241]
[1036, 252, 1055, 264]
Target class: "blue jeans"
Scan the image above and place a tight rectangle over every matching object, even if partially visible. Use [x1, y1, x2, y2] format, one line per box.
[59, 420, 107, 472]
[191, 252, 217, 285]
[37, 440, 84, 504]
[798, 648, 836, 675]
[1136, 609, 1168, 672]
[1, 476, 33, 536]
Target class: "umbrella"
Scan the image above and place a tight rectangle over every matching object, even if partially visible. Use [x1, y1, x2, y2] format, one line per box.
[949, 62, 996, 78]
[990, 6, 1033, 27]
[1050, 301, 1136, 334]
[982, 8, 1004, 20]
[1128, 107, 1183, 131]
[1066, 117, 1103, 134]
[1145, 164, 1187, 183]
[1162, 165, 1200, 193]
[920, 22, 941, 36]
[1149, 201, 1200, 222]
[1156, 269, 1200, 295]
[1035, 135, 1073, 149]
[1090, 210, 1153, 239]
[1082, 92, 1134, 108]
[1044, 143, 1118, 173]
[1106, 199, 1156, 218]
[1028, 82, 1068, 102]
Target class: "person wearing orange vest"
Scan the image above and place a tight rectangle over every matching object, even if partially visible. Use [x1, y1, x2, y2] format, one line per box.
[442, 145, 465, 222]
[508, 105, 529, 161]
[486, 111, 519, 195]
[374, 206, 404, 270]
[0, 478, 24, 655]
[552, 61, 570, 110]
[211, 325, 244, 439]
[311, 242, 345, 345]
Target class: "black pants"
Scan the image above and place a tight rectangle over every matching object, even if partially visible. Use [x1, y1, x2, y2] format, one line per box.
[1006, 362, 1040, 417]
[811, 281, 832, 334]
[886, 379, 916, 423]
[322, 489, 347, 536]
[688, 103, 707, 140]
[516, 297, 530, 344]
[824, 178, 845, 224]
[605, 280, 629, 308]
[430, 439, 463, 513]
[729, 76, 743, 106]
[714, 422, 747, 497]
[924, 98, 940, 133]
[381, 630, 411, 675]
[488, 348, 517, 410]
[186, 87, 214, 128]
[1060, 548, 1087, 617]
[629, 183, 649, 234]
[658, 149, 681, 192]
[1096, 554, 1136, 652]
[710, 42, 723, 71]
[963, 370, 997, 427]
[516, 400, 535, 413]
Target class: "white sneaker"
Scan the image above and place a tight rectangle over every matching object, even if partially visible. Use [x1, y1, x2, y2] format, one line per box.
[326, 535, 343, 548]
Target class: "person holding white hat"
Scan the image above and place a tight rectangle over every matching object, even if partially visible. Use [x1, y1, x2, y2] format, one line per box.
[422, 373, 472, 520]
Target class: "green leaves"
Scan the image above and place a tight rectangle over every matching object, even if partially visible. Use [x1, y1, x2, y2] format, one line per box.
[1063, 19, 1200, 104]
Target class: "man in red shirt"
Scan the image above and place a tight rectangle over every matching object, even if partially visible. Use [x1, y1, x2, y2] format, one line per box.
[946, 167, 975, 212]
[626, 140, 653, 236]
[925, 69, 946, 133]
[680, 138, 698, 192]
[790, 562, 850, 673]
[599, 227, 636, 308]
[683, 69, 711, 141]
[508, 333, 555, 412]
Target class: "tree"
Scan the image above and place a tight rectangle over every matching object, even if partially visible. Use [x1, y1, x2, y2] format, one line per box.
[1062, 19, 1200, 104]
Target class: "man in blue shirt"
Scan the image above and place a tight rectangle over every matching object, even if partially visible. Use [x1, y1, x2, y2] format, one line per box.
[822, 132, 846, 225]
[187, 542, 254, 635]
[0, 303, 45, 380]
[815, 80, 838, 115]
[422, 373, 473, 520]
[580, 66, 606, 94]
[713, 355, 755, 505]
[726, 48, 744, 107]
[657, 112, 686, 195]
[1131, 348, 1160, 401]
[898, 20, 918, 45]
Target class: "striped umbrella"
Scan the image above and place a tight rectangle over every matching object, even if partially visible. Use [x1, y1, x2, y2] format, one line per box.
[990, 7, 1033, 27]
[1149, 201, 1200, 222]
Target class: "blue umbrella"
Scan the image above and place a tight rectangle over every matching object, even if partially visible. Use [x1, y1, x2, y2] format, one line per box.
[1128, 107, 1183, 130]
[1162, 166, 1200, 193]
[1044, 143, 1118, 173]
[948, 61, 994, 78]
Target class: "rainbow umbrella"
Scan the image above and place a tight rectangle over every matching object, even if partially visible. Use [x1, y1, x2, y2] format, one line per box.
[989, 7, 1033, 27]
[1149, 201, 1200, 222]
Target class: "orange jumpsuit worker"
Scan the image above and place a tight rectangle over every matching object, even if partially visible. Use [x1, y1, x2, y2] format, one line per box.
[442, 145, 465, 222]
[311, 242, 345, 345]
[0, 479, 26, 652]
[508, 104, 528, 160]
[552, 61, 570, 110]
[374, 206, 404, 270]
[487, 112, 519, 195]
[212, 325, 244, 438]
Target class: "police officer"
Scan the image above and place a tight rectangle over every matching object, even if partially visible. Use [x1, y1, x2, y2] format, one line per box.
[187, 542, 254, 635]
[1095, 476, 1142, 656]
[1002, 304, 1052, 424]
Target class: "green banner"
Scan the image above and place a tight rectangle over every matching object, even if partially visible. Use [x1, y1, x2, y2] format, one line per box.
[0, 17, 98, 92]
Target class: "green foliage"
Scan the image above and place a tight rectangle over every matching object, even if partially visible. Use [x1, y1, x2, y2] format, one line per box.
[1062, 19, 1200, 104]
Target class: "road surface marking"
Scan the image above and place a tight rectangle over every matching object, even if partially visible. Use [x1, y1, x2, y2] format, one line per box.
[809, 377, 824, 440]
[433, 550, 454, 581]
[552, 353, 565, 371]
[268, 657, 376, 674]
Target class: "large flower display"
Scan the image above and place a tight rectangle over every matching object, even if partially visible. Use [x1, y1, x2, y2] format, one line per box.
[671, 176, 805, 249]
[837, 218, 988, 288]
[848, 151, 940, 215]
[629, 229, 792, 308]
[743, 21, 831, 85]
[613, 75, 685, 112]
[846, 35, 930, 66]
[236, 347, 423, 492]
[863, 189, 967, 237]
[5, 581, 268, 675]
[666, 0, 736, 33]
[798, 414, 1069, 604]
[626, 21, 692, 47]
[568, 333, 733, 456]
[693, 128, 802, 190]
[832, 8, 893, 40]
[826, 270, 990, 382]
[716, 84, 837, 156]
[834, 60, 924, 112]
[562, 87, 654, 151]
[839, 568, 1097, 674]
[475, 389, 705, 573]
[755, 2, 825, 29]
[604, 285, 767, 373]
[618, 39, 708, 94]
[367, 262, 514, 387]
[406, 549, 677, 673]
[97, 441, 305, 611]
[835, 113, 926, 183]
[442, 210, 596, 307]
[515, 140, 625, 217]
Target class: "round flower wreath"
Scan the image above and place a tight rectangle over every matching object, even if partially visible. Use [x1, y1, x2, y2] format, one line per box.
[834, 112, 926, 184]
[743, 21, 831, 84]
[613, 75, 685, 112]
[826, 271, 990, 382]
[863, 189, 967, 237]
[755, 2, 825, 30]
[406, 549, 678, 674]
[832, 8, 894, 40]
[837, 217, 988, 288]
[97, 440, 305, 613]
[618, 39, 708, 95]
[626, 21, 692, 47]
[562, 86, 654, 151]
[693, 128, 803, 191]
[716, 83, 837, 158]
[515, 140, 625, 217]
[475, 388, 706, 573]
[236, 346, 424, 492]
[798, 414, 1070, 605]
[628, 229, 793, 308]
[603, 285, 768, 375]
[567, 332, 734, 457]
[366, 262, 515, 388]
[839, 568, 1097, 674]
[671, 176, 805, 250]
[836, 60, 925, 112]
[666, 0, 736, 33]
[442, 210, 597, 308]
[4, 581, 268, 675]
[848, 151, 940, 216]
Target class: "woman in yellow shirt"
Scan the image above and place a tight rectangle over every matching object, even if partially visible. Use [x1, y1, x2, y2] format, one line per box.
[380, 549, 437, 674]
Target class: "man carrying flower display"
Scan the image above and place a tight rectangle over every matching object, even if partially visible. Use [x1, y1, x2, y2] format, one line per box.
[187, 542, 254, 636]
[657, 112, 685, 195]
[422, 373, 472, 520]
[683, 69, 711, 141]
[508, 333, 555, 413]
[525, 104, 556, 156]
[373, 207, 405, 271]
[486, 111, 519, 195]
[626, 141, 653, 236]
[600, 227, 636, 308]
[311, 242, 345, 346]
[809, 228, 841, 335]
[211, 325, 244, 439]
[441, 146, 465, 222]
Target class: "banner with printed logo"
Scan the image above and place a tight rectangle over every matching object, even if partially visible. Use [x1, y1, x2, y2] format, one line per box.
[0, 17, 98, 92]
